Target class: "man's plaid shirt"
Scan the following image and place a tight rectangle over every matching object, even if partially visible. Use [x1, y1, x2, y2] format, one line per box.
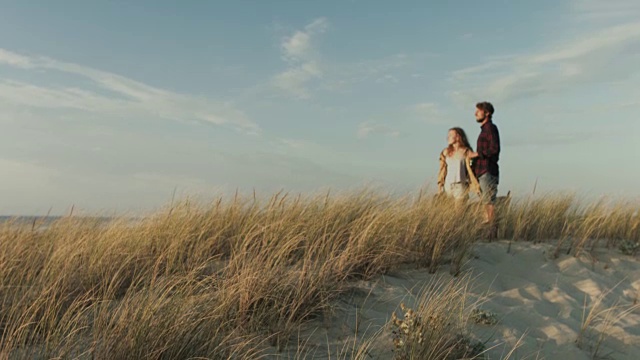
[473, 121, 500, 177]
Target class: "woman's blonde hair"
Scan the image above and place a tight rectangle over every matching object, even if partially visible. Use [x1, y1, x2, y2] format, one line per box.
[446, 127, 473, 157]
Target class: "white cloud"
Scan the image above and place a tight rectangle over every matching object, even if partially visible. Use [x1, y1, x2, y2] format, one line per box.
[0, 49, 34, 67]
[449, 21, 640, 104]
[273, 61, 322, 99]
[273, 18, 328, 98]
[0, 80, 127, 112]
[281, 18, 328, 62]
[412, 102, 449, 124]
[304, 17, 330, 33]
[282, 31, 312, 61]
[0, 48, 260, 134]
[356, 122, 400, 139]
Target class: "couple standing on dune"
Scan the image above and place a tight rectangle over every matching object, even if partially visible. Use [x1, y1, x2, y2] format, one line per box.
[437, 101, 501, 225]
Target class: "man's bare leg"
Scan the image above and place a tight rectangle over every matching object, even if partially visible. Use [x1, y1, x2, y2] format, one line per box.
[486, 204, 495, 224]
[482, 204, 494, 224]
[485, 203, 498, 240]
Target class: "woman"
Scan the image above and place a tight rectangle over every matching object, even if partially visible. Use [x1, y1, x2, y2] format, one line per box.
[437, 127, 480, 201]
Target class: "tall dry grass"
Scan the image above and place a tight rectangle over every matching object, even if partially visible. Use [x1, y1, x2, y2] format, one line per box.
[0, 189, 637, 359]
[496, 193, 639, 257]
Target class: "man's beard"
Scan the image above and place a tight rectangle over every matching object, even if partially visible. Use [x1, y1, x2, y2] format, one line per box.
[476, 117, 485, 123]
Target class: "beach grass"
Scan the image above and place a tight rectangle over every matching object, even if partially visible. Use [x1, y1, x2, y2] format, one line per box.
[0, 188, 637, 359]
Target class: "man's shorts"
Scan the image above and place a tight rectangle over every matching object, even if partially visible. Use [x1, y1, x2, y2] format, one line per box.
[478, 173, 499, 205]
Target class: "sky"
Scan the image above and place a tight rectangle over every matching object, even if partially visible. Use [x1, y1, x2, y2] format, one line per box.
[1, 0, 639, 215]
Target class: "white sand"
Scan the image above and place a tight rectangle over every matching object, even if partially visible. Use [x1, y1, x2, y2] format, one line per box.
[282, 241, 640, 359]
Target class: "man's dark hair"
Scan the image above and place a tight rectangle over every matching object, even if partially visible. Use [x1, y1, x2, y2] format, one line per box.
[476, 101, 495, 119]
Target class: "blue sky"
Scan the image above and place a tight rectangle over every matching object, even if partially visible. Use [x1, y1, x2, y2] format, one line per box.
[1, 0, 639, 215]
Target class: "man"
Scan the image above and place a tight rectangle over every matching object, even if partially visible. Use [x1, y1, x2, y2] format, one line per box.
[469, 101, 500, 225]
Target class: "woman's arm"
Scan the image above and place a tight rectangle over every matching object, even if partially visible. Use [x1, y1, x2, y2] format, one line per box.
[437, 151, 447, 193]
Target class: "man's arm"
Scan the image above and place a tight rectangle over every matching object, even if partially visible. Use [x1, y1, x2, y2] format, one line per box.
[477, 125, 500, 159]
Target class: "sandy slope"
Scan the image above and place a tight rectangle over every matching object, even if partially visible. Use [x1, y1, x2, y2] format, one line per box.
[281, 241, 640, 359]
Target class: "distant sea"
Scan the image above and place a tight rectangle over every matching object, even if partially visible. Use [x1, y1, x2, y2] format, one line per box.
[1, 216, 63, 225]
[0, 216, 123, 229]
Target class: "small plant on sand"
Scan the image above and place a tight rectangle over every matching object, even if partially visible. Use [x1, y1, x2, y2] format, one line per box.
[391, 303, 424, 349]
[388, 275, 486, 360]
[470, 308, 498, 325]
[390, 304, 485, 360]
[618, 239, 639, 256]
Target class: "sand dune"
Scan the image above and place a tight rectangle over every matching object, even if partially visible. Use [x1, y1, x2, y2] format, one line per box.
[466, 242, 640, 359]
[286, 241, 640, 359]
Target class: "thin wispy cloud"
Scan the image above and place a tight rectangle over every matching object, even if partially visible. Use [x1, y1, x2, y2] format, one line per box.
[339, 53, 410, 81]
[450, 58, 514, 81]
[356, 122, 400, 139]
[0, 49, 260, 134]
[278, 138, 306, 149]
[375, 74, 400, 84]
[569, 0, 640, 22]
[449, 20, 640, 104]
